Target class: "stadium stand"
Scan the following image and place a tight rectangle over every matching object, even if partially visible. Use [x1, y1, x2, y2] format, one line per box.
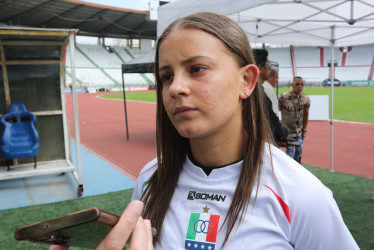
[323, 47, 343, 66]
[77, 45, 123, 68]
[345, 44, 373, 66]
[296, 68, 329, 85]
[294, 47, 321, 67]
[335, 66, 371, 81]
[268, 47, 292, 67]
[65, 43, 373, 90]
[112, 46, 137, 62]
[275, 67, 294, 84]
[65, 44, 154, 90]
[268, 44, 373, 85]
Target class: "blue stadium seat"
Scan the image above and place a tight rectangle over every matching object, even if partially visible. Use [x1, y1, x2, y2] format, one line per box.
[1, 102, 39, 170]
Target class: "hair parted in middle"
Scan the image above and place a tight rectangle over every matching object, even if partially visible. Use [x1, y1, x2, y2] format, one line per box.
[141, 11, 272, 246]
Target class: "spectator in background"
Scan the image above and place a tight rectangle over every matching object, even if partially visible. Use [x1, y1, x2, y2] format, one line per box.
[253, 49, 271, 83]
[253, 49, 288, 147]
[263, 67, 280, 117]
[279, 76, 310, 162]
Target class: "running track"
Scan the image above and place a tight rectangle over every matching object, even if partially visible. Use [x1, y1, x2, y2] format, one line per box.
[65, 93, 374, 180]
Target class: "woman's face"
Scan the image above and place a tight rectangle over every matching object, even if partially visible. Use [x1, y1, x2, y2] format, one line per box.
[158, 28, 256, 140]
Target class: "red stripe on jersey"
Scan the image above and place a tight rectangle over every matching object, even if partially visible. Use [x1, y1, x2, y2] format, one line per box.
[206, 215, 219, 243]
[265, 185, 291, 223]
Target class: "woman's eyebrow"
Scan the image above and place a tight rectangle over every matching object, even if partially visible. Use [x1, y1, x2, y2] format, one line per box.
[158, 65, 171, 72]
[181, 56, 206, 65]
[158, 56, 209, 72]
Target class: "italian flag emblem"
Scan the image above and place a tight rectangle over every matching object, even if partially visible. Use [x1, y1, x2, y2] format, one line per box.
[185, 211, 220, 250]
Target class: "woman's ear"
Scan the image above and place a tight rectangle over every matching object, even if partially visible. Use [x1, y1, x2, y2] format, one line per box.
[239, 64, 259, 99]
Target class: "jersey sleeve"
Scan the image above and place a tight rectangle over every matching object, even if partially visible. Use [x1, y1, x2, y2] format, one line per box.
[290, 182, 359, 250]
[131, 157, 158, 201]
[269, 147, 359, 250]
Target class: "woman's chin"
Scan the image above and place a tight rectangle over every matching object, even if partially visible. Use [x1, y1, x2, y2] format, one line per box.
[177, 127, 204, 139]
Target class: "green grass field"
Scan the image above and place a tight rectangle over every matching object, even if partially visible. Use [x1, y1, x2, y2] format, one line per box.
[104, 91, 156, 103]
[102, 86, 374, 123]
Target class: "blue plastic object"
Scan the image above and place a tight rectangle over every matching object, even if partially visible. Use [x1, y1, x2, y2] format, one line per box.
[1, 103, 39, 169]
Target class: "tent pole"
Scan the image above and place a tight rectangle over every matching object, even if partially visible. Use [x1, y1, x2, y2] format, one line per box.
[330, 26, 335, 172]
[121, 71, 129, 141]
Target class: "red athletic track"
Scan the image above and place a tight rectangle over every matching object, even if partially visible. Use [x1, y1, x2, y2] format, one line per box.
[65, 93, 156, 180]
[65, 93, 374, 180]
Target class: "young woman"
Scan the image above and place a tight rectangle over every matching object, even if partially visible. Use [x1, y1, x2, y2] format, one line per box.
[51, 12, 357, 250]
[131, 12, 359, 250]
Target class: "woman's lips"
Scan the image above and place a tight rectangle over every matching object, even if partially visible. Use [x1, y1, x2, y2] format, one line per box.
[174, 106, 197, 116]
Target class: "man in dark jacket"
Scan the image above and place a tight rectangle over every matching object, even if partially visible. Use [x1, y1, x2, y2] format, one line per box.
[253, 49, 289, 147]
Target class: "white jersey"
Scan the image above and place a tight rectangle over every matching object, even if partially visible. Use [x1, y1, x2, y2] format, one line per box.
[132, 145, 359, 250]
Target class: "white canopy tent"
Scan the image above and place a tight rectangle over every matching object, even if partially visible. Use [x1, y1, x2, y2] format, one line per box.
[158, 0, 374, 171]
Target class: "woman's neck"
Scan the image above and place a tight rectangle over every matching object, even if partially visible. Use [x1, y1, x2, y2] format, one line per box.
[189, 128, 244, 167]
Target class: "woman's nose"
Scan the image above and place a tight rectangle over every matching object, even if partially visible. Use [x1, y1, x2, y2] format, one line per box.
[168, 73, 191, 97]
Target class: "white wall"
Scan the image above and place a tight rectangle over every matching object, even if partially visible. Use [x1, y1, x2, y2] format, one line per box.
[267, 44, 373, 84]
[279, 95, 329, 121]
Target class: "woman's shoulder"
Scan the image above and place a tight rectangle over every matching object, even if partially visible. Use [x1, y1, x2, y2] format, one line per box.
[138, 157, 158, 180]
[262, 145, 336, 222]
[132, 158, 158, 200]
[264, 146, 358, 249]
[263, 145, 330, 194]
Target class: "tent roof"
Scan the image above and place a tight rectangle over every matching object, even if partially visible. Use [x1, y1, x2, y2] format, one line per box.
[0, 0, 157, 40]
[122, 50, 155, 73]
[158, 0, 374, 47]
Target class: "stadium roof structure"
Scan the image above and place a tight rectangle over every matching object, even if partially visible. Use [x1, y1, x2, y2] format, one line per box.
[0, 0, 157, 40]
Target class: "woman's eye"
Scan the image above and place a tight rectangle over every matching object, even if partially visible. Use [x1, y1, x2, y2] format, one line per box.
[191, 66, 205, 74]
[160, 74, 173, 83]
